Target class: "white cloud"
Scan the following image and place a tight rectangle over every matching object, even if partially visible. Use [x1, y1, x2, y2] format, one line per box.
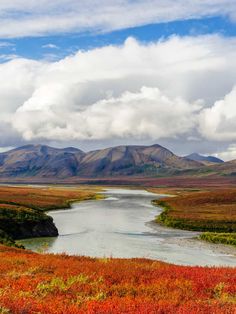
[214, 144, 236, 161]
[42, 44, 59, 49]
[0, 54, 18, 61]
[199, 86, 236, 141]
[0, 35, 235, 152]
[14, 86, 202, 140]
[0, 42, 14, 48]
[0, 1, 235, 38]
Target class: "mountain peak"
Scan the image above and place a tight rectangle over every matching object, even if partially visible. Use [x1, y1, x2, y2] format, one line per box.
[185, 153, 224, 164]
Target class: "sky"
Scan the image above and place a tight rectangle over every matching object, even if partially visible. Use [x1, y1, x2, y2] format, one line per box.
[0, 0, 236, 160]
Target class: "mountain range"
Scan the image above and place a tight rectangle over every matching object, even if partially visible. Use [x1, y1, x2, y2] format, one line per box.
[0, 144, 234, 180]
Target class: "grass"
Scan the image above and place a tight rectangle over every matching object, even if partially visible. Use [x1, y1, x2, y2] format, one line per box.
[200, 232, 236, 247]
[0, 245, 235, 313]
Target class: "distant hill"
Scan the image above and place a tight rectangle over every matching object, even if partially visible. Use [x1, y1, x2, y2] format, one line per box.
[174, 157, 236, 178]
[202, 159, 236, 176]
[0, 144, 202, 179]
[0, 145, 85, 178]
[185, 153, 224, 165]
[0, 144, 234, 181]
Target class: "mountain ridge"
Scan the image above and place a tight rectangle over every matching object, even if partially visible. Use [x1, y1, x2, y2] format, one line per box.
[0, 143, 203, 179]
[0, 144, 234, 180]
[185, 153, 224, 165]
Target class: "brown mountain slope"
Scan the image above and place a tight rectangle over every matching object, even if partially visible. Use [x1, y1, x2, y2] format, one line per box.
[204, 159, 236, 176]
[78, 144, 202, 176]
[170, 158, 236, 178]
[0, 144, 203, 179]
[0, 145, 85, 178]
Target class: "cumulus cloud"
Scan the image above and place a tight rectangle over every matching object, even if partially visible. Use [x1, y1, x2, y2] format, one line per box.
[14, 86, 202, 140]
[214, 144, 236, 161]
[199, 86, 236, 141]
[0, 0, 235, 38]
[0, 35, 235, 154]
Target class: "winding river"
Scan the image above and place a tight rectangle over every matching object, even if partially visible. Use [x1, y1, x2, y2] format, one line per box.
[20, 188, 236, 266]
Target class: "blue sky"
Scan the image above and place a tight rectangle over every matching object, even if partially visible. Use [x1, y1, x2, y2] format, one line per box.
[1, 16, 236, 61]
[1, 1, 236, 160]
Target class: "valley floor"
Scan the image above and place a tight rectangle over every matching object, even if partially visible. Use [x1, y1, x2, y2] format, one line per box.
[0, 184, 235, 313]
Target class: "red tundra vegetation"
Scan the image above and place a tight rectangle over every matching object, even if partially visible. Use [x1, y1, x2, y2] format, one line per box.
[0, 245, 235, 314]
[0, 185, 100, 211]
[154, 189, 236, 232]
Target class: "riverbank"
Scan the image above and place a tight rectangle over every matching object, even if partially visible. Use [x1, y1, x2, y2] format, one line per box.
[147, 220, 236, 260]
[18, 188, 236, 266]
[0, 185, 102, 247]
[0, 244, 235, 314]
[153, 189, 236, 247]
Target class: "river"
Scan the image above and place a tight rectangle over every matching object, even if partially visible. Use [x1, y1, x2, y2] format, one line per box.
[19, 188, 236, 266]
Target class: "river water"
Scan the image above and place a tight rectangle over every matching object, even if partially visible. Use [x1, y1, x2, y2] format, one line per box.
[20, 188, 236, 266]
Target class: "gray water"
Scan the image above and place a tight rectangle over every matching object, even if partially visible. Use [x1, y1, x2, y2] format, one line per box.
[20, 188, 236, 266]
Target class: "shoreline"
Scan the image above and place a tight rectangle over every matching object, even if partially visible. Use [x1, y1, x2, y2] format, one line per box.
[18, 188, 236, 267]
[147, 220, 236, 259]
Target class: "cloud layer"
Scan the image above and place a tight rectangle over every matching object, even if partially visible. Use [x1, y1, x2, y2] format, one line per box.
[0, 0, 235, 38]
[15, 86, 202, 141]
[0, 35, 236, 158]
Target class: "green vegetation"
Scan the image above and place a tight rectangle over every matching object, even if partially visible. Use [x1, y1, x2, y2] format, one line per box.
[200, 232, 236, 247]
[0, 203, 56, 245]
[0, 229, 23, 248]
[0, 204, 49, 222]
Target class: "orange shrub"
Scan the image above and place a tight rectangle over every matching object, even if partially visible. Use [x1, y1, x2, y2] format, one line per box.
[0, 245, 235, 313]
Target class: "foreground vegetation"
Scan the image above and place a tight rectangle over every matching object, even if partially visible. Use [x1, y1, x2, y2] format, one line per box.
[0, 185, 101, 247]
[153, 189, 236, 246]
[0, 245, 235, 314]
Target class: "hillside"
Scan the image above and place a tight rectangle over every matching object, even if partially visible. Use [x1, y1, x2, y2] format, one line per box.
[185, 153, 224, 165]
[180, 159, 236, 177]
[0, 144, 202, 179]
[206, 159, 236, 176]
[0, 145, 85, 178]
[78, 144, 201, 176]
